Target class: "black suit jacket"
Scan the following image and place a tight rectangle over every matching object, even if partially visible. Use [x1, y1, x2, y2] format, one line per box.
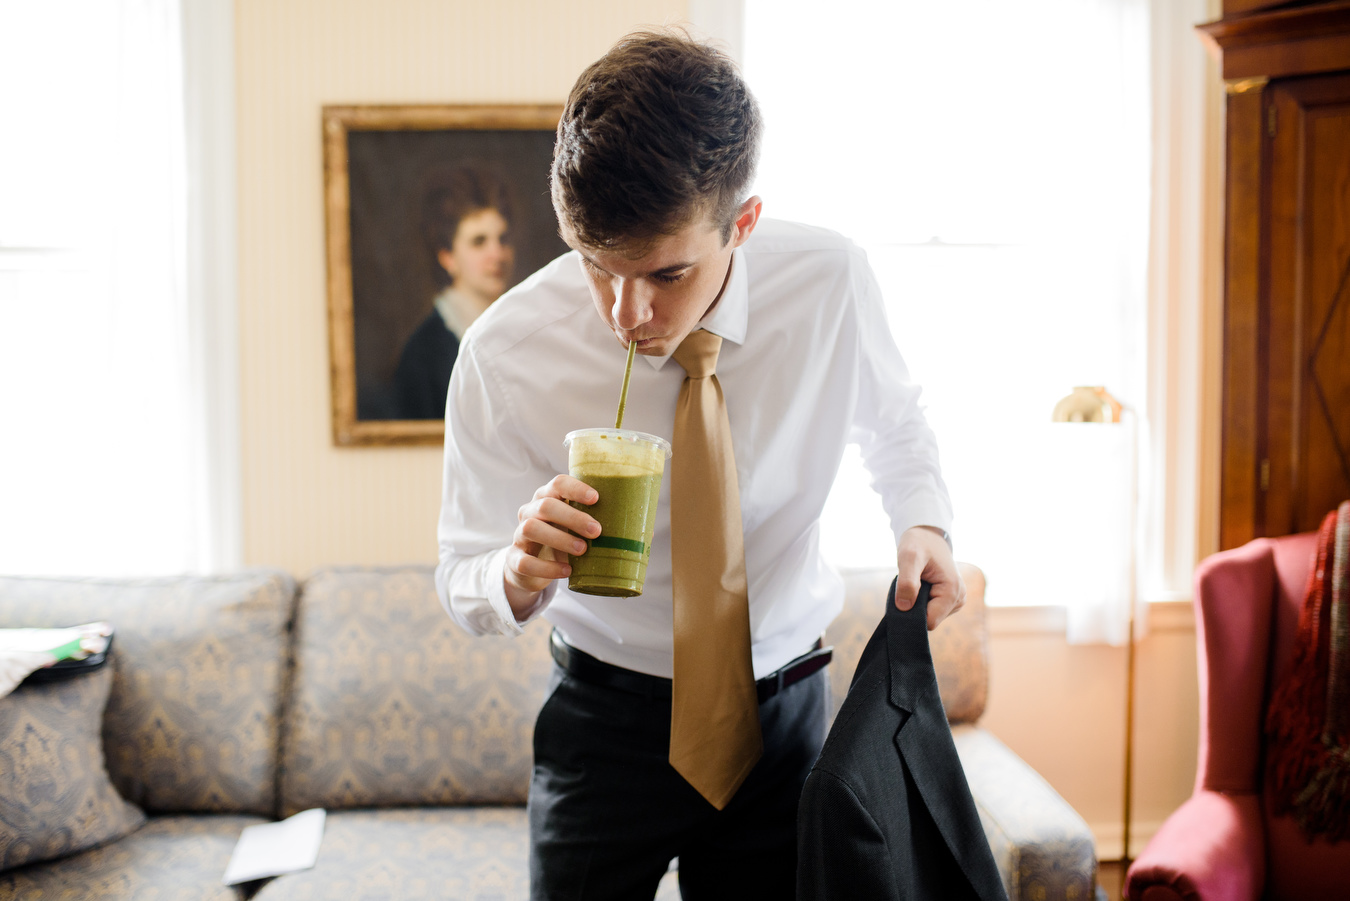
[797, 580, 1008, 901]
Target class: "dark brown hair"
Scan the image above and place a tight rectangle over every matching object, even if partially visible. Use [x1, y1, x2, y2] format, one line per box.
[550, 30, 762, 252]
[421, 166, 514, 288]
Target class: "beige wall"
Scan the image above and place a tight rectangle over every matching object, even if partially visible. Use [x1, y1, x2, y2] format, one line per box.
[235, 0, 1202, 862]
[984, 603, 1198, 859]
[236, 0, 688, 574]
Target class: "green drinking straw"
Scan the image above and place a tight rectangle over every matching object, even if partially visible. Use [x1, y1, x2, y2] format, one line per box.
[614, 339, 637, 429]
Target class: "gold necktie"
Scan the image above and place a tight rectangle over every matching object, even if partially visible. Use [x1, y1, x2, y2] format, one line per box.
[669, 329, 762, 810]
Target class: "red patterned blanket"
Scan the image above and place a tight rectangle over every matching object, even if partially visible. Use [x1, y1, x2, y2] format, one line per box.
[1266, 500, 1350, 841]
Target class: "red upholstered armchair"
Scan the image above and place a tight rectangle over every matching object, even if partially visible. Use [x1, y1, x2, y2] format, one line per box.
[1125, 532, 1350, 900]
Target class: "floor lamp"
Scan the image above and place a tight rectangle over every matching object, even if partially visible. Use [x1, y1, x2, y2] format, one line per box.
[1120, 403, 1141, 870]
[1122, 583, 1139, 866]
[1051, 387, 1139, 871]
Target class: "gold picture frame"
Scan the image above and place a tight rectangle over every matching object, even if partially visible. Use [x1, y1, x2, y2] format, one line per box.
[323, 104, 565, 446]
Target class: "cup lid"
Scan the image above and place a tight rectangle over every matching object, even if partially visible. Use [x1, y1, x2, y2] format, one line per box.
[564, 428, 672, 458]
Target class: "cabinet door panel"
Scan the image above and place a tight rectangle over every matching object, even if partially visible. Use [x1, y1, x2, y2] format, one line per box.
[1268, 74, 1350, 534]
[1300, 98, 1350, 528]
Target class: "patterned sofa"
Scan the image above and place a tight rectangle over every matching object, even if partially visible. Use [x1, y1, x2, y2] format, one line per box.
[0, 564, 1099, 900]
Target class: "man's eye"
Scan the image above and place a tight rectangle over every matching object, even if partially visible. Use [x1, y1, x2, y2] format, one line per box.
[652, 271, 686, 284]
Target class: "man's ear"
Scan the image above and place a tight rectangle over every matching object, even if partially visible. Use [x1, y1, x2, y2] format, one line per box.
[729, 195, 763, 249]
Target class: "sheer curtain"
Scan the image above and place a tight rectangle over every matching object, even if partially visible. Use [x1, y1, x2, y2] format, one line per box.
[741, 0, 1204, 642]
[0, 0, 238, 578]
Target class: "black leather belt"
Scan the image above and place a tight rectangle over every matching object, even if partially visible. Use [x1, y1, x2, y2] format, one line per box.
[549, 630, 833, 705]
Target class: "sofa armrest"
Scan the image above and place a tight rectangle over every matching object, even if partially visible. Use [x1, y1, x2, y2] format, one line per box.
[952, 725, 1098, 901]
[1124, 790, 1264, 901]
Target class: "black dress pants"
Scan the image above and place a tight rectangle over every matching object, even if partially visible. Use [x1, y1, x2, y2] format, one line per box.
[528, 660, 828, 901]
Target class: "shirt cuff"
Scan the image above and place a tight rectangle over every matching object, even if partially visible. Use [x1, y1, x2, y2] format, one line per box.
[890, 505, 953, 549]
[485, 546, 556, 635]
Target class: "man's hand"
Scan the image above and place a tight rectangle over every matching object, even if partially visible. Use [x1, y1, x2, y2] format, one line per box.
[504, 475, 601, 616]
[895, 525, 964, 630]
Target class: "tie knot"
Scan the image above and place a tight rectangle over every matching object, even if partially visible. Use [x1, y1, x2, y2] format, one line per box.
[673, 329, 723, 379]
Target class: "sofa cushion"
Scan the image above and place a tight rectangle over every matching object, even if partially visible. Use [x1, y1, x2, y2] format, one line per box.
[0, 665, 145, 871]
[252, 807, 529, 900]
[0, 572, 296, 815]
[247, 807, 683, 901]
[280, 568, 552, 815]
[828, 564, 989, 724]
[0, 814, 265, 900]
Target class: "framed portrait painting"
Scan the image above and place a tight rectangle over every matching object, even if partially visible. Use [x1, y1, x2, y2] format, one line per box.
[323, 104, 567, 446]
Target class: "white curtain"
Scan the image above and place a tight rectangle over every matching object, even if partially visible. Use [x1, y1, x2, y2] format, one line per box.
[742, 0, 1206, 643]
[182, 0, 243, 575]
[0, 0, 238, 578]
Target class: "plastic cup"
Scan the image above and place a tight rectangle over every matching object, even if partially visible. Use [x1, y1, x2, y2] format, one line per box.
[564, 428, 672, 597]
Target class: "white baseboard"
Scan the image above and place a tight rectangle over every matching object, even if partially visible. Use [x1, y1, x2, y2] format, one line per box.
[1091, 819, 1165, 862]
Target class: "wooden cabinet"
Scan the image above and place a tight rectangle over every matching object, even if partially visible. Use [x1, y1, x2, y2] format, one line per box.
[1200, 2, 1350, 549]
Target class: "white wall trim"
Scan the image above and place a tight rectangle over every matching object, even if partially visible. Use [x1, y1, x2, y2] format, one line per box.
[987, 600, 1193, 637]
[1147, 599, 1195, 633]
[182, 0, 242, 572]
[1093, 817, 1167, 862]
[987, 604, 1069, 636]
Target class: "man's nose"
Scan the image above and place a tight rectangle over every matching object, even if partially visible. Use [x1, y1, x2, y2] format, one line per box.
[611, 279, 652, 330]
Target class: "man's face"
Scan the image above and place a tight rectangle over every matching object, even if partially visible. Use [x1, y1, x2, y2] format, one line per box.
[570, 199, 760, 357]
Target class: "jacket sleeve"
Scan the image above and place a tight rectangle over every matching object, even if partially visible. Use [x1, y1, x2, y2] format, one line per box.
[797, 768, 900, 900]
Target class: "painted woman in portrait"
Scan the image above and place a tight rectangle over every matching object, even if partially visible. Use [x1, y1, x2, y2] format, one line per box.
[394, 167, 515, 420]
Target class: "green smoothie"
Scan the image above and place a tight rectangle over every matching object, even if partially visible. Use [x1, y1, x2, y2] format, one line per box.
[564, 429, 671, 597]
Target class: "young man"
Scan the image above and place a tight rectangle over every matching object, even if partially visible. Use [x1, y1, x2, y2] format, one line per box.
[436, 31, 962, 901]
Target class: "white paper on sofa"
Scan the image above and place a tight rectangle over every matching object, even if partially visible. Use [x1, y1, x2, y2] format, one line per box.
[222, 808, 327, 885]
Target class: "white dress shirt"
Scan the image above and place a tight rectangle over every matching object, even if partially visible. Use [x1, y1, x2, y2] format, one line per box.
[436, 218, 952, 680]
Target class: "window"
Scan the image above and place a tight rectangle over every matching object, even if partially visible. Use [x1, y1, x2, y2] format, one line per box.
[0, 0, 238, 577]
[742, 0, 1208, 633]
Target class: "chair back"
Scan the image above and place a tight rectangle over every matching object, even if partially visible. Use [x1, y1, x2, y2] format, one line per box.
[825, 562, 989, 725]
[1192, 531, 1350, 900]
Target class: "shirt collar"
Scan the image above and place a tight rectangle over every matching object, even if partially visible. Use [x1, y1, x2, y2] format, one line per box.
[643, 246, 748, 370]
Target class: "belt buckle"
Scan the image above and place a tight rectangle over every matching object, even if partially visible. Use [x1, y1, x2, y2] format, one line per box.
[550, 629, 571, 670]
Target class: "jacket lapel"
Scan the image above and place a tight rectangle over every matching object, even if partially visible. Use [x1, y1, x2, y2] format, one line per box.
[886, 580, 1005, 901]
